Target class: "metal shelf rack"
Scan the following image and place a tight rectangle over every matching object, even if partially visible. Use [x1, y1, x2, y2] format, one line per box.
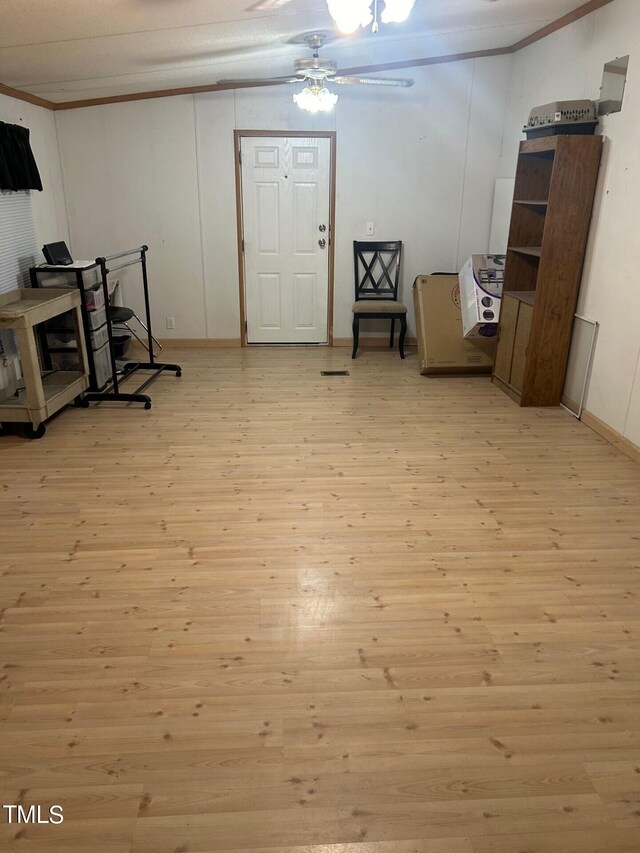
[91, 245, 181, 408]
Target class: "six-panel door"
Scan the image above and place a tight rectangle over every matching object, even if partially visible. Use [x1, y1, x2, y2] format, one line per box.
[241, 136, 331, 344]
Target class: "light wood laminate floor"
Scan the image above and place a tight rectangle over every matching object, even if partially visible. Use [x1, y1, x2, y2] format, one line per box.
[1, 347, 640, 853]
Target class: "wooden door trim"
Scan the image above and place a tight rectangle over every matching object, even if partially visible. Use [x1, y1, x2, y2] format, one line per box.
[234, 129, 337, 347]
[234, 130, 247, 346]
[327, 132, 336, 347]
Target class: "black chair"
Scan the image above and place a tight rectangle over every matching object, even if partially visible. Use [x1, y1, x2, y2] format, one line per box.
[109, 305, 162, 357]
[352, 240, 407, 359]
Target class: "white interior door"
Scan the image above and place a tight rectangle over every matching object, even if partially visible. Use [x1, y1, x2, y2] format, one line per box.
[241, 136, 331, 344]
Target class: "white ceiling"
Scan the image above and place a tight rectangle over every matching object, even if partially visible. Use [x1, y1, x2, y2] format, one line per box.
[0, 0, 590, 103]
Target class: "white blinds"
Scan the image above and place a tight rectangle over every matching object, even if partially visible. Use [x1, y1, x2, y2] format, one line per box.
[0, 190, 39, 361]
[0, 190, 38, 293]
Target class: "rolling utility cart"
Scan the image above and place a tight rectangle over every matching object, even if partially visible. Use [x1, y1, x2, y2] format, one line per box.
[0, 288, 89, 439]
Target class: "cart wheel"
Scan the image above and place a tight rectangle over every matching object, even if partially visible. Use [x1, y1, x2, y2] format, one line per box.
[73, 395, 85, 408]
[24, 423, 46, 440]
[144, 401, 152, 410]
[176, 370, 182, 378]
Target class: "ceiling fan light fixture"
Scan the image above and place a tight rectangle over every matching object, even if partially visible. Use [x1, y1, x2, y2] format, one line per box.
[326, 0, 373, 35]
[380, 0, 416, 23]
[293, 84, 338, 113]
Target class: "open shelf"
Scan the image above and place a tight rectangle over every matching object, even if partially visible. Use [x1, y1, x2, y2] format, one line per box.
[42, 370, 85, 399]
[503, 290, 537, 306]
[0, 371, 85, 416]
[509, 247, 543, 258]
[514, 200, 549, 208]
[514, 146, 555, 204]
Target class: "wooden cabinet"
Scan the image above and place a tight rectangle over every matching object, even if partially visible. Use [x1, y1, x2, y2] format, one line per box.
[494, 292, 534, 396]
[493, 135, 603, 406]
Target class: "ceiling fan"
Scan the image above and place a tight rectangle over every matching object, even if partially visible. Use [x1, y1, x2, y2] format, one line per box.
[219, 33, 414, 95]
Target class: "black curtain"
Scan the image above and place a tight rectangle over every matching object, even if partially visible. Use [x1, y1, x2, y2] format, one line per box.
[0, 121, 43, 192]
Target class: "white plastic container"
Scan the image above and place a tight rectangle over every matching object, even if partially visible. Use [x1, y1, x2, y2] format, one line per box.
[35, 265, 100, 289]
[85, 285, 105, 311]
[91, 342, 112, 390]
[87, 306, 107, 330]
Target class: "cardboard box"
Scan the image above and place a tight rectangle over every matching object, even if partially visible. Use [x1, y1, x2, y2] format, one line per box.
[413, 275, 495, 375]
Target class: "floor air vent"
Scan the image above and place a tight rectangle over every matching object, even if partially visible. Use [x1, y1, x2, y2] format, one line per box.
[321, 370, 350, 376]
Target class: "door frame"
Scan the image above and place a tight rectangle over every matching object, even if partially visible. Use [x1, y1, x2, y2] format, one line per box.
[234, 129, 337, 347]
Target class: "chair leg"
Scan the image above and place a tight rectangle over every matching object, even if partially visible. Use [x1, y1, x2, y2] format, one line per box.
[115, 321, 147, 353]
[398, 316, 407, 359]
[389, 319, 395, 348]
[352, 316, 360, 359]
[131, 311, 163, 353]
[113, 320, 160, 359]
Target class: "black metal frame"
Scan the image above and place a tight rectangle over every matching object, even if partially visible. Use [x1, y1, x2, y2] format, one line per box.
[352, 240, 407, 359]
[88, 246, 181, 407]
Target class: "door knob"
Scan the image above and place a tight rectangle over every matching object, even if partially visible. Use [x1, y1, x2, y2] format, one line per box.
[318, 238, 326, 249]
[319, 224, 326, 232]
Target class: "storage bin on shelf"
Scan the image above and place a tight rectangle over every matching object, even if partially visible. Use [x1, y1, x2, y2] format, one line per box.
[30, 262, 112, 392]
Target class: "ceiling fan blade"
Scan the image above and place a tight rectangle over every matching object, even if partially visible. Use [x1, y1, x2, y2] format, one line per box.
[245, 0, 294, 10]
[217, 76, 299, 86]
[332, 75, 415, 88]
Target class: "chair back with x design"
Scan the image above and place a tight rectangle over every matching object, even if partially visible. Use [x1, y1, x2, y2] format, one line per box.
[353, 241, 403, 303]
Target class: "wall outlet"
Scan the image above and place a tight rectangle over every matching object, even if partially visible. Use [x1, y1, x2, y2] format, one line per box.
[366, 222, 375, 236]
[166, 316, 175, 330]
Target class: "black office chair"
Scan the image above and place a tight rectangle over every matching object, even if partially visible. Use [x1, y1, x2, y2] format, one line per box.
[109, 305, 162, 357]
[352, 240, 407, 359]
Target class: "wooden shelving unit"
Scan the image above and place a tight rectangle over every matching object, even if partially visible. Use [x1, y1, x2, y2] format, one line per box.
[493, 135, 603, 406]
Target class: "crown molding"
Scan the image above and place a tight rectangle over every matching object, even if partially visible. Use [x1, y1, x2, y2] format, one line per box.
[510, 0, 615, 51]
[0, 81, 55, 110]
[0, 0, 617, 112]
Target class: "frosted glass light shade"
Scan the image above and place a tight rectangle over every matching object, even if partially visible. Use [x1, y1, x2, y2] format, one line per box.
[326, 0, 415, 32]
[293, 85, 338, 113]
[380, 0, 416, 23]
[326, 0, 373, 34]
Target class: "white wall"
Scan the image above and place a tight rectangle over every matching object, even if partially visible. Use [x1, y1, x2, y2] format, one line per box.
[55, 55, 510, 342]
[56, 98, 206, 337]
[334, 58, 509, 338]
[0, 93, 68, 246]
[498, 0, 640, 448]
